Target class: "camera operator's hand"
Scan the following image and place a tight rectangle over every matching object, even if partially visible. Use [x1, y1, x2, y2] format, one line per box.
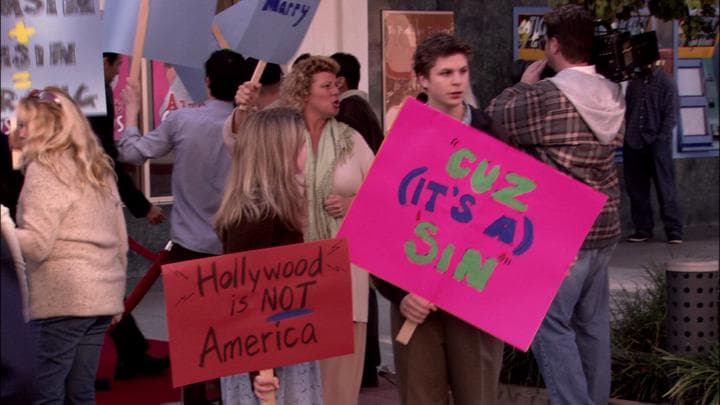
[521, 59, 548, 85]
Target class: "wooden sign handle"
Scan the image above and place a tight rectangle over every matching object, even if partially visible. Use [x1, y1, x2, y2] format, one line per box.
[129, 0, 150, 82]
[258, 369, 276, 405]
[211, 23, 230, 49]
[395, 320, 418, 345]
[11, 149, 22, 170]
[250, 60, 267, 84]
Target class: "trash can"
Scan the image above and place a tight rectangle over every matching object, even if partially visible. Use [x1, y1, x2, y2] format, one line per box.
[666, 259, 719, 356]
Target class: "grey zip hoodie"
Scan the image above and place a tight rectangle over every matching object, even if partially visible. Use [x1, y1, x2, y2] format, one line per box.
[549, 65, 626, 144]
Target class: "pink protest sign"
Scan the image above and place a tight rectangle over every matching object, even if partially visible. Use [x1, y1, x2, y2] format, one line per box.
[111, 55, 130, 140]
[337, 98, 608, 350]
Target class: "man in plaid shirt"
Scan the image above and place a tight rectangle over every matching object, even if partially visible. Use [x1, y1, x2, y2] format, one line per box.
[487, 5, 625, 405]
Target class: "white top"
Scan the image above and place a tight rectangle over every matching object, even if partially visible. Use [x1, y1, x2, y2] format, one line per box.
[298, 130, 375, 322]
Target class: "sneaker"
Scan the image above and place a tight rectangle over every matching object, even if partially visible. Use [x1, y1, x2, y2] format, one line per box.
[667, 237, 683, 244]
[627, 232, 651, 243]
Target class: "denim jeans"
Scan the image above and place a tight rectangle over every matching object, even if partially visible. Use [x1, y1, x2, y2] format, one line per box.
[32, 316, 112, 405]
[532, 243, 617, 405]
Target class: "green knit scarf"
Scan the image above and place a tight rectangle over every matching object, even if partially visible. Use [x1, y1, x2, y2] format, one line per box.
[304, 118, 354, 241]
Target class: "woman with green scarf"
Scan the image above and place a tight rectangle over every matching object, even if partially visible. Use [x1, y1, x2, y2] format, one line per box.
[225, 56, 375, 404]
[282, 55, 375, 405]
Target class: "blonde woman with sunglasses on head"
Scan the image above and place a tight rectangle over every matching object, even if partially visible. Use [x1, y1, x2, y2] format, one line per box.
[9, 87, 128, 405]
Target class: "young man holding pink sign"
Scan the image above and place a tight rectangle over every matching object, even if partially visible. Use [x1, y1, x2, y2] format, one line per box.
[374, 32, 505, 405]
[487, 5, 625, 405]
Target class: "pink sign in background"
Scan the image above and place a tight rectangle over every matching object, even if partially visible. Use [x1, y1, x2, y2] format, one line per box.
[111, 57, 201, 139]
[151, 61, 204, 128]
[152, 60, 171, 128]
[111, 55, 130, 140]
[337, 98, 608, 350]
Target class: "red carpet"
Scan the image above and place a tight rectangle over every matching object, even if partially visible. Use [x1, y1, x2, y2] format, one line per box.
[96, 339, 181, 405]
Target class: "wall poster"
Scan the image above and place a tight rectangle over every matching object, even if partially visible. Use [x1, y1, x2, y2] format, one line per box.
[381, 10, 454, 131]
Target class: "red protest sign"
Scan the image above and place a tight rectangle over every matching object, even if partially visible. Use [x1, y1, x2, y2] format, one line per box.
[161, 238, 353, 388]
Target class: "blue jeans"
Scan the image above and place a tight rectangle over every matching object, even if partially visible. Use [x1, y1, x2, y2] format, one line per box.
[32, 316, 112, 405]
[532, 243, 617, 405]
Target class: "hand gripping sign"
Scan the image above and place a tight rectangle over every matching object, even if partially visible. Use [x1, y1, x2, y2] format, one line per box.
[162, 239, 353, 388]
[337, 99, 608, 351]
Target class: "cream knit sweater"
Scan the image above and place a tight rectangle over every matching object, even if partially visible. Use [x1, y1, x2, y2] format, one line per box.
[16, 157, 128, 320]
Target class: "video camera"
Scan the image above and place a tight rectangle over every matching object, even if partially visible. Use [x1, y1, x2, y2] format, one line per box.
[514, 30, 660, 84]
[592, 30, 660, 83]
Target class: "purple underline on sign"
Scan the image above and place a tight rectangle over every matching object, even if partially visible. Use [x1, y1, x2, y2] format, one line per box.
[267, 308, 314, 323]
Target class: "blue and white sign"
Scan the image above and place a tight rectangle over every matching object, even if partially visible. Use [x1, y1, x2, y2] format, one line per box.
[214, 0, 320, 65]
[102, 0, 216, 68]
[1, 0, 106, 127]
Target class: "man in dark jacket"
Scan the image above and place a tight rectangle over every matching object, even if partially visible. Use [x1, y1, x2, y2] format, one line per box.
[624, 64, 682, 243]
[331, 52, 384, 153]
[0, 133, 23, 220]
[1, 238, 36, 404]
[88, 53, 167, 382]
[88, 53, 165, 224]
[373, 33, 504, 405]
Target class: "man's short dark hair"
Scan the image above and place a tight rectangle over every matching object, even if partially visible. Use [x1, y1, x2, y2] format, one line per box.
[244, 58, 283, 86]
[204, 49, 246, 102]
[413, 32, 471, 78]
[545, 5, 594, 64]
[103, 52, 120, 64]
[292, 53, 311, 67]
[330, 52, 360, 89]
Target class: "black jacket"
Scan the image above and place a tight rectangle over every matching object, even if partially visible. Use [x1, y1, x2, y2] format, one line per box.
[336, 94, 384, 153]
[0, 135, 23, 220]
[88, 83, 151, 218]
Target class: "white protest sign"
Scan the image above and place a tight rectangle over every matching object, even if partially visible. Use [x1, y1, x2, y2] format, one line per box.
[1, 0, 106, 129]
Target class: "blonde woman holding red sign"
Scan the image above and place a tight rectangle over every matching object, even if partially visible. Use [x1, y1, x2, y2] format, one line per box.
[229, 56, 374, 404]
[216, 107, 322, 405]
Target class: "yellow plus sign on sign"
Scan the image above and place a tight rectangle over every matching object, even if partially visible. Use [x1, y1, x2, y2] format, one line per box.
[9, 21, 36, 45]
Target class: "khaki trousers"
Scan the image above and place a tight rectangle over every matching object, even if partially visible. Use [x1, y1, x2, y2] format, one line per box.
[320, 322, 367, 404]
[391, 305, 503, 405]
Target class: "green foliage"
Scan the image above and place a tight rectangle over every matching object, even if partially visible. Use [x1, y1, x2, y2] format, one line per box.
[610, 264, 673, 402]
[501, 263, 718, 403]
[662, 345, 720, 405]
[550, 0, 718, 40]
[680, 14, 720, 45]
[647, 0, 691, 20]
[610, 264, 719, 403]
[550, 0, 647, 22]
[500, 344, 544, 388]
